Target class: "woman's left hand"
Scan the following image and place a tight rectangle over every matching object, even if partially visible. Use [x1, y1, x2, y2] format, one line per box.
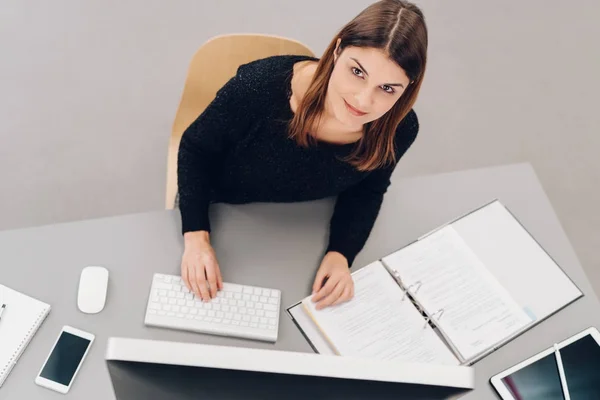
[311, 251, 354, 310]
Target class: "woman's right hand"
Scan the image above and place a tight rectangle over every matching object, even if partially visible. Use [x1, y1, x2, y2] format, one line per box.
[181, 231, 224, 301]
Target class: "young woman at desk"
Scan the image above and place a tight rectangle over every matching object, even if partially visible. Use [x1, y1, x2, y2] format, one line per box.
[177, 0, 428, 310]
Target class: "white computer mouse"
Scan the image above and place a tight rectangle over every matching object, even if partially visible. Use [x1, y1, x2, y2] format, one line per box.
[77, 266, 109, 314]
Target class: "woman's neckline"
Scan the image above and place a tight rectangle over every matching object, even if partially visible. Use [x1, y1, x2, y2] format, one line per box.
[285, 55, 360, 150]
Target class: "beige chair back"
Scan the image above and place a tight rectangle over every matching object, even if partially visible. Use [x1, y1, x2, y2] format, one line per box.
[165, 33, 315, 209]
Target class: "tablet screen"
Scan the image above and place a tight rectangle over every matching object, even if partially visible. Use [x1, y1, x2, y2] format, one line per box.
[500, 334, 600, 399]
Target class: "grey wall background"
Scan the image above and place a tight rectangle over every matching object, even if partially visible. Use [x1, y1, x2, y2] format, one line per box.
[1, 1, 598, 288]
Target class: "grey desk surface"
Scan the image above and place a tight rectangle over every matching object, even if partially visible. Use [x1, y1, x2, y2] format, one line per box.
[1, 162, 599, 399]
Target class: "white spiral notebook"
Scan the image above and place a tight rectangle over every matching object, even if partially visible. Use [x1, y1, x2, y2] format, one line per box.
[0, 284, 51, 387]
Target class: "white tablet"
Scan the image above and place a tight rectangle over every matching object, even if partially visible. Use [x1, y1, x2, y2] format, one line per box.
[491, 326, 600, 400]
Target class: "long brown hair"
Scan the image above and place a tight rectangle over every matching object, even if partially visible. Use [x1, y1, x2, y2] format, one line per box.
[288, 0, 428, 171]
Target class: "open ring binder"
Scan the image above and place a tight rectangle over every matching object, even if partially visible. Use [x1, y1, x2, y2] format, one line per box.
[286, 199, 584, 367]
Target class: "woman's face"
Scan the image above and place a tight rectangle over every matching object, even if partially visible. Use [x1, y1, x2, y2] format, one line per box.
[327, 41, 411, 130]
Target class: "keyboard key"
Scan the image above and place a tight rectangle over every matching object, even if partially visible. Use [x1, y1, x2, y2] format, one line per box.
[256, 303, 263, 309]
[248, 309, 256, 315]
[254, 288, 262, 296]
[222, 319, 231, 325]
[231, 306, 238, 313]
[251, 295, 259, 302]
[191, 308, 198, 315]
[228, 299, 237, 306]
[251, 316, 259, 323]
[263, 304, 277, 311]
[233, 314, 241, 321]
[173, 284, 182, 292]
[225, 313, 233, 319]
[177, 313, 184, 318]
[160, 297, 168, 304]
[150, 303, 161, 310]
[269, 319, 277, 326]
[262, 289, 271, 297]
[234, 293, 242, 300]
[158, 290, 167, 296]
[176, 293, 185, 299]
[268, 298, 278, 305]
[198, 309, 207, 316]
[185, 315, 194, 320]
[260, 317, 268, 323]
[240, 308, 247, 314]
[265, 311, 277, 318]
[154, 282, 172, 290]
[268, 325, 275, 330]
[214, 318, 222, 323]
[181, 307, 189, 313]
[243, 294, 251, 301]
[243, 287, 253, 294]
[260, 296, 268, 303]
[163, 305, 171, 311]
[250, 323, 258, 328]
[187, 301, 194, 307]
[167, 312, 175, 317]
[232, 321, 240, 326]
[169, 298, 177, 305]
[259, 324, 267, 330]
[216, 311, 224, 318]
[158, 310, 166, 316]
[177, 299, 185, 306]
[227, 284, 243, 293]
[238, 301, 246, 307]
[169, 291, 176, 298]
[162, 275, 171, 283]
[222, 305, 230, 312]
[225, 292, 233, 299]
[172, 305, 180, 312]
[151, 295, 159, 302]
[241, 321, 249, 327]
[149, 309, 157, 314]
[213, 304, 221, 311]
[186, 293, 193, 300]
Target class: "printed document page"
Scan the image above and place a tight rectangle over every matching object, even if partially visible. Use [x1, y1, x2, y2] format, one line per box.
[302, 261, 459, 365]
[382, 226, 533, 361]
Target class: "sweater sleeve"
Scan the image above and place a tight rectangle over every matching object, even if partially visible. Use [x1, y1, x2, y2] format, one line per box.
[177, 67, 257, 234]
[325, 110, 419, 266]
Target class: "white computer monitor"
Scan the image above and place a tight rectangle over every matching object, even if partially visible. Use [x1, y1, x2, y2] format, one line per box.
[105, 337, 474, 400]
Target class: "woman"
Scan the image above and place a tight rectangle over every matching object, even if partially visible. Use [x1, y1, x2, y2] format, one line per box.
[177, 0, 427, 310]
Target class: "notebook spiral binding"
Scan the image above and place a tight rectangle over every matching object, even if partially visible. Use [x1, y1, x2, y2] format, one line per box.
[0, 309, 49, 382]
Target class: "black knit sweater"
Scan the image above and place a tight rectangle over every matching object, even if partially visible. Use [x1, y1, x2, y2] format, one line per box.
[177, 55, 419, 266]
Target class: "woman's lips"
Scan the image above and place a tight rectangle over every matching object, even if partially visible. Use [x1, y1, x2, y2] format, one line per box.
[344, 99, 367, 117]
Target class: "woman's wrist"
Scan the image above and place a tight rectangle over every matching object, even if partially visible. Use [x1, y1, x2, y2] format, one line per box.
[184, 230, 210, 246]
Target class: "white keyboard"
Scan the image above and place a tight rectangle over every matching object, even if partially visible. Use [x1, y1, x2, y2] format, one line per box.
[144, 273, 281, 342]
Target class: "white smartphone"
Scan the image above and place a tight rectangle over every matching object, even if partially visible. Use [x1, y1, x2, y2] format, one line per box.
[34, 325, 95, 394]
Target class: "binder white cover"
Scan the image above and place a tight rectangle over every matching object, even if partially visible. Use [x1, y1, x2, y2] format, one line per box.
[287, 199, 583, 366]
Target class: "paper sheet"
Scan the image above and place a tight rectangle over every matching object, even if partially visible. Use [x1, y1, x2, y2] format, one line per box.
[383, 226, 533, 361]
[302, 262, 459, 365]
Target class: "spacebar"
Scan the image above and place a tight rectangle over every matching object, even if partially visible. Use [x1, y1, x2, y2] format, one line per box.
[145, 315, 276, 342]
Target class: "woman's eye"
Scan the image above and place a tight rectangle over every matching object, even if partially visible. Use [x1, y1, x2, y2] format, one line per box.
[351, 67, 363, 77]
[381, 85, 395, 94]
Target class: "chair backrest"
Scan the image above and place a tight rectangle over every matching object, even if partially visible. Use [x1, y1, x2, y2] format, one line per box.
[165, 33, 315, 209]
